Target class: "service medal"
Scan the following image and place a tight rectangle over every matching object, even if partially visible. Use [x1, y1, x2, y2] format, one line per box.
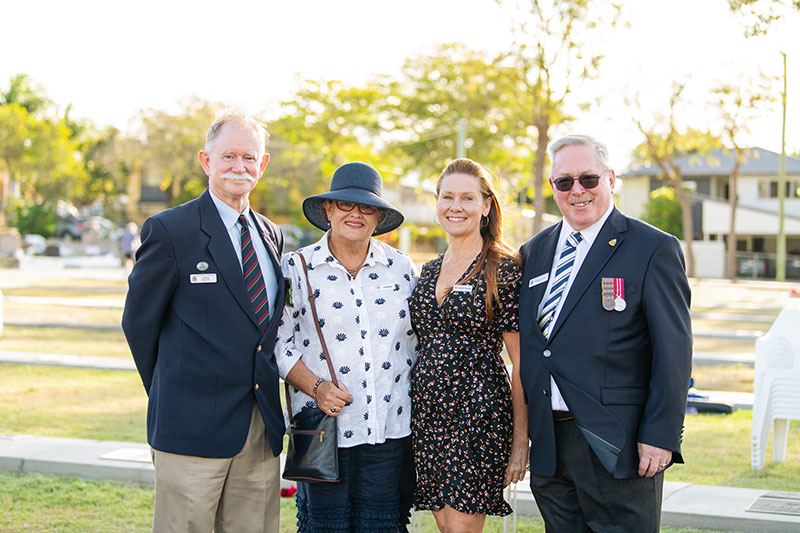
[601, 278, 615, 311]
[613, 278, 626, 312]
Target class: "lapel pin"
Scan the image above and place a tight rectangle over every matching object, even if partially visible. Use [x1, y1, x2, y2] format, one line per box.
[196, 261, 209, 271]
[608, 239, 617, 247]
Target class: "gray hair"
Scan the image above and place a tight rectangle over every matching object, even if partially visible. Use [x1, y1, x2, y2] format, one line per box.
[205, 110, 269, 155]
[547, 134, 610, 170]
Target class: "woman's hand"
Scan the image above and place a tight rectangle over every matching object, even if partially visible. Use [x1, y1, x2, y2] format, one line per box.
[316, 381, 353, 418]
[504, 436, 530, 487]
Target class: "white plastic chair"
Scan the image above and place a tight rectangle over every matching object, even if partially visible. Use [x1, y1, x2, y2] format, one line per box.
[751, 304, 800, 470]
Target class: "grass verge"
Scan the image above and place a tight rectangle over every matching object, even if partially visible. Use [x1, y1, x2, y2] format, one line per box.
[668, 410, 800, 491]
[0, 365, 146, 442]
[0, 326, 132, 358]
[691, 364, 754, 392]
[0, 472, 725, 532]
[4, 302, 123, 326]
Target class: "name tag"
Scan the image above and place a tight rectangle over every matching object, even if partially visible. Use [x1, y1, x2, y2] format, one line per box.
[529, 273, 549, 288]
[190, 273, 217, 284]
[375, 284, 395, 291]
[453, 284, 473, 293]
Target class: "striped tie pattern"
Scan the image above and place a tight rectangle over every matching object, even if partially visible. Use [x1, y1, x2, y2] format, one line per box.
[538, 231, 583, 338]
[239, 214, 269, 333]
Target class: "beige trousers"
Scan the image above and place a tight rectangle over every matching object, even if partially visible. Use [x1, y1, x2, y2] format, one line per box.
[151, 403, 280, 533]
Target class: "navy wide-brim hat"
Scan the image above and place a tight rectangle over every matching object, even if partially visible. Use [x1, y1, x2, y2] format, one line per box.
[302, 162, 404, 236]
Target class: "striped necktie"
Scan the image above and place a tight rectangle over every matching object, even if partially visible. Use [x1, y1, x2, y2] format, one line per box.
[538, 231, 583, 338]
[239, 214, 269, 333]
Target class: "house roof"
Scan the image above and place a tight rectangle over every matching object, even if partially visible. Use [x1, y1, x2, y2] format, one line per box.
[620, 147, 800, 178]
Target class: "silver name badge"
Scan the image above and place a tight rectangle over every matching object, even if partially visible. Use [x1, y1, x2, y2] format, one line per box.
[190, 273, 217, 284]
[453, 284, 473, 293]
[529, 273, 549, 288]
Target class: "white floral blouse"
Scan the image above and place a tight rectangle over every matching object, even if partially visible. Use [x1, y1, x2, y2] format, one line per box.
[275, 233, 419, 448]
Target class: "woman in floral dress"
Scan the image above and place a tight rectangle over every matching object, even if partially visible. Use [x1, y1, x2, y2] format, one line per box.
[409, 158, 528, 532]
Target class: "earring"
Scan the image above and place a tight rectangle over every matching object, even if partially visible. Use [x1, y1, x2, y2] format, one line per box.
[480, 215, 489, 228]
[434, 214, 440, 225]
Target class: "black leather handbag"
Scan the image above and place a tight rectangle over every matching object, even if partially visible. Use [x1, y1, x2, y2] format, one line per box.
[282, 253, 340, 483]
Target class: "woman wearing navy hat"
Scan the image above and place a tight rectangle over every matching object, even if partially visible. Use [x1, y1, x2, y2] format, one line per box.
[275, 162, 418, 532]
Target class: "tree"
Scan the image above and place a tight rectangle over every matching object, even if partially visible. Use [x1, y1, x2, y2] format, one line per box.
[0, 73, 50, 115]
[133, 99, 223, 206]
[383, 43, 534, 182]
[631, 83, 721, 277]
[641, 187, 683, 239]
[266, 77, 392, 225]
[728, 0, 800, 36]
[0, 74, 82, 220]
[712, 74, 776, 279]
[495, 0, 623, 232]
[0, 103, 86, 209]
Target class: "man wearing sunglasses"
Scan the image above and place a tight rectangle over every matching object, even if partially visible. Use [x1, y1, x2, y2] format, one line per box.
[518, 134, 692, 532]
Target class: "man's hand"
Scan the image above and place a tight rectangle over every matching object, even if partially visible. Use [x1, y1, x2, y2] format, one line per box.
[637, 442, 672, 478]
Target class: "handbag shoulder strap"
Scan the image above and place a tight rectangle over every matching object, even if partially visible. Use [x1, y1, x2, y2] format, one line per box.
[285, 251, 339, 419]
[297, 252, 339, 388]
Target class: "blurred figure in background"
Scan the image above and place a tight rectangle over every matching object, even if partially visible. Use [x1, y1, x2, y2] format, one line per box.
[120, 221, 139, 269]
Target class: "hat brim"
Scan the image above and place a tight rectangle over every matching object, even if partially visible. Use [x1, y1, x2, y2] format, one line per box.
[302, 188, 404, 235]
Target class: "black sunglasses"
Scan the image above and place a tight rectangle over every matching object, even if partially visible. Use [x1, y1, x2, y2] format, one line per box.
[552, 170, 609, 192]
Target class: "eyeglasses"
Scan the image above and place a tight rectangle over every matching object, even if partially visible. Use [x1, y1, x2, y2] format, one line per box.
[552, 170, 609, 192]
[335, 201, 378, 215]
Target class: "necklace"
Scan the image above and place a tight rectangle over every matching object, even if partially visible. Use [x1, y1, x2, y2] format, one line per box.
[342, 264, 362, 276]
[328, 236, 366, 277]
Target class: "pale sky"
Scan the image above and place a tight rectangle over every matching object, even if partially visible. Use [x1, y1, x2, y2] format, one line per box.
[2, 0, 799, 170]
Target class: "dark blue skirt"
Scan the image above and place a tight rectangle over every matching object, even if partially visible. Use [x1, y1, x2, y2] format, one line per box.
[295, 436, 414, 532]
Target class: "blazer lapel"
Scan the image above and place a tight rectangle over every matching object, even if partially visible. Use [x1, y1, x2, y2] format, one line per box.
[549, 209, 627, 339]
[199, 191, 259, 328]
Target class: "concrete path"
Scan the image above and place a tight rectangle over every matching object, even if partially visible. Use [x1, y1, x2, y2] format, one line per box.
[2, 433, 798, 532]
[693, 350, 755, 366]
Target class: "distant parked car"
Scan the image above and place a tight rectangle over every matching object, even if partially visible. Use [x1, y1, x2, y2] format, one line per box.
[54, 215, 88, 240]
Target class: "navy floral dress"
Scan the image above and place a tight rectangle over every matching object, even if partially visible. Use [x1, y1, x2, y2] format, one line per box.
[409, 254, 521, 516]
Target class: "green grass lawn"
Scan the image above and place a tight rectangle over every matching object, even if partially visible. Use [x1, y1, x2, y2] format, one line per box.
[0, 472, 725, 533]
[691, 364, 754, 392]
[0, 365, 146, 442]
[0, 326, 132, 358]
[669, 410, 800, 491]
[1, 365, 799, 493]
[4, 301, 123, 326]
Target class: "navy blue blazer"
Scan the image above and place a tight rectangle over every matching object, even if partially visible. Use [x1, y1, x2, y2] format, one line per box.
[122, 189, 286, 458]
[518, 208, 692, 479]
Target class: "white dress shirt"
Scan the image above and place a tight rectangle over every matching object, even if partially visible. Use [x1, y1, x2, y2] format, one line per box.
[275, 234, 419, 447]
[209, 190, 279, 318]
[538, 202, 616, 411]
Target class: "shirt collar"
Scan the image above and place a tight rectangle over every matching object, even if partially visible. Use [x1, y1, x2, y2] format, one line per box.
[209, 189, 248, 231]
[559, 201, 616, 246]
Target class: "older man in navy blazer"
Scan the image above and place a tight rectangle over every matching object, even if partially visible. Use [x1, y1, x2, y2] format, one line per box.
[123, 111, 285, 532]
[518, 134, 692, 532]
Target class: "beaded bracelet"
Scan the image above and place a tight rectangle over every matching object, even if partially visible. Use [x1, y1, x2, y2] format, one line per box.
[312, 378, 324, 403]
